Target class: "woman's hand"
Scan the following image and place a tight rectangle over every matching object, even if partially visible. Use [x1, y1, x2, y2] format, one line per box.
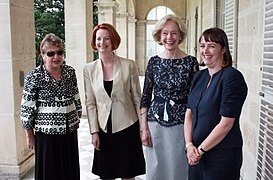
[91, 132, 100, 150]
[27, 134, 35, 150]
[140, 129, 152, 147]
[186, 145, 201, 165]
[25, 129, 35, 151]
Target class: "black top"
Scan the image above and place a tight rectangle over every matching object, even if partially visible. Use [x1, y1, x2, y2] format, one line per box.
[140, 55, 199, 127]
[104, 80, 113, 133]
[187, 66, 248, 148]
[104, 80, 113, 97]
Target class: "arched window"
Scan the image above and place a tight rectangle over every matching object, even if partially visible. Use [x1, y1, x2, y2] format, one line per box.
[146, 6, 174, 61]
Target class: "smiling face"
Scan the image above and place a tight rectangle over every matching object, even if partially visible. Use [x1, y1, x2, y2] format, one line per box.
[42, 45, 64, 71]
[160, 20, 181, 51]
[95, 29, 113, 54]
[199, 36, 226, 69]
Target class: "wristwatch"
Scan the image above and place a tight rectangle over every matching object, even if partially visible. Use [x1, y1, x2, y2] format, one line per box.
[198, 145, 206, 153]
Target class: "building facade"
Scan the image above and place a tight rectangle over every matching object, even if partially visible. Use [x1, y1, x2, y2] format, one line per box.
[0, 0, 272, 179]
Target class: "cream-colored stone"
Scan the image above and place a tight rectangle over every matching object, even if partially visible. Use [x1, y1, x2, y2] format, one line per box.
[65, 0, 93, 117]
[116, 14, 129, 58]
[0, 4, 11, 61]
[0, 0, 35, 179]
[0, 115, 17, 164]
[96, 1, 118, 25]
[10, 1, 35, 58]
[0, 61, 14, 114]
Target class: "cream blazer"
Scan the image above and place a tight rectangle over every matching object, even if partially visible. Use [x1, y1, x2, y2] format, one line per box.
[83, 54, 141, 133]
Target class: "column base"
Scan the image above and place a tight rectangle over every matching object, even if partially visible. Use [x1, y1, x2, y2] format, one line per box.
[0, 154, 34, 179]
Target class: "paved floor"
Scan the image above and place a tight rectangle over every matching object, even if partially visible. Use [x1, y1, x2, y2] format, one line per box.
[22, 118, 146, 180]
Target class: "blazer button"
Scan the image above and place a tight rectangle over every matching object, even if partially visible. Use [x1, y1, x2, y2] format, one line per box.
[112, 95, 117, 101]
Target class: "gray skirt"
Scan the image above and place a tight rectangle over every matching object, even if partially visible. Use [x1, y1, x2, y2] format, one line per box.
[145, 121, 188, 180]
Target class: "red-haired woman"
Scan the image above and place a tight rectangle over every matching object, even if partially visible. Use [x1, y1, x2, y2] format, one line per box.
[83, 23, 145, 180]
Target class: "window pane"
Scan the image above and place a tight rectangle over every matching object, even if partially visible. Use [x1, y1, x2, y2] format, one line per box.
[156, 44, 165, 54]
[146, 25, 154, 40]
[157, 6, 166, 20]
[167, 8, 174, 15]
[147, 40, 156, 57]
[147, 8, 156, 20]
[146, 6, 175, 66]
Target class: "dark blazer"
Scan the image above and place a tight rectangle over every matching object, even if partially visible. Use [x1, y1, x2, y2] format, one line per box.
[83, 54, 141, 133]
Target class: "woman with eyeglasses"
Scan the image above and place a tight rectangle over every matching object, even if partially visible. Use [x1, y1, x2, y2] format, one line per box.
[20, 33, 82, 180]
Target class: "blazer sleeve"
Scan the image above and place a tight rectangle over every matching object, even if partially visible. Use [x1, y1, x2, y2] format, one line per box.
[20, 70, 38, 129]
[71, 68, 82, 118]
[83, 65, 99, 133]
[130, 60, 142, 121]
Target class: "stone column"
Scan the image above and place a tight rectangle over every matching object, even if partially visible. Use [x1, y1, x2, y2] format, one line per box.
[0, 0, 35, 179]
[128, 17, 137, 61]
[95, 0, 118, 25]
[65, 0, 93, 116]
[136, 19, 147, 75]
[116, 12, 129, 58]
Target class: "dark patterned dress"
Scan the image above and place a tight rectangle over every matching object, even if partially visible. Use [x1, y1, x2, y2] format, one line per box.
[20, 64, 82, 180]
[140, 55, 199, 180]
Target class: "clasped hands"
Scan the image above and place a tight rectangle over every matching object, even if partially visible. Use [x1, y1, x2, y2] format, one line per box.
[186, 145, 203, 166]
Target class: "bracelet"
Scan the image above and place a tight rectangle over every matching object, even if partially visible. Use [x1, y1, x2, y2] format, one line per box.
[198, 145, 206, 153]
[185, 142, 193, 150]
[140, 111, 147, 116]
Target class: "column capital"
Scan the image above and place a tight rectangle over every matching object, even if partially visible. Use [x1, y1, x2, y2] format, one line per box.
[128, 16, 137, 23]
[116, 12, 129, 18]
[136, 19, 147, 26]
[95, 1, 119, 10]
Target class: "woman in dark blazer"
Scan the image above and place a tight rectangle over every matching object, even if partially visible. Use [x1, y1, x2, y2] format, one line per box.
[83, 23, 145, 180]
[184, 28, 248, 180]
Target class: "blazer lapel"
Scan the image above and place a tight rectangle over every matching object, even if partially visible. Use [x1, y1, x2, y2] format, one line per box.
[112, 55, 121, 95]
[96, 59, 112, 103]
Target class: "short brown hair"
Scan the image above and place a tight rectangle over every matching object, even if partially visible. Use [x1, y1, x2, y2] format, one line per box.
[40, 33, 64, 55]
[199, 28, 232, 67]
[91, 23, 121, 51]
[152, 14, 187, 45]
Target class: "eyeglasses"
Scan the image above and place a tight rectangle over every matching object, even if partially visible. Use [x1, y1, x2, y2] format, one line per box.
[46, 50, 64, 57]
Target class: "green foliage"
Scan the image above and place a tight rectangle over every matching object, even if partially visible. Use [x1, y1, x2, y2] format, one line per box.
[34, 0, 64, 65]
[34, 0, 99, 63]
[93, 0, 99, 61]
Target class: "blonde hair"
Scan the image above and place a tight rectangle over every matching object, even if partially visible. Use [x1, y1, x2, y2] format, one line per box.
[152, 14, 187, 45]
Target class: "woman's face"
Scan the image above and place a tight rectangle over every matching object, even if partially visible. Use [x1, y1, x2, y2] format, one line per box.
[95, 29, 113, 54]
[199, 36, 225, 68]
[160, 20, 181, 51]
[42, 45, 64, 70]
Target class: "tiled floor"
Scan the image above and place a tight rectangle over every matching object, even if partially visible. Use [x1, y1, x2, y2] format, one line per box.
[78, 119, 146, 180]
[22, 118, 146, 180]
